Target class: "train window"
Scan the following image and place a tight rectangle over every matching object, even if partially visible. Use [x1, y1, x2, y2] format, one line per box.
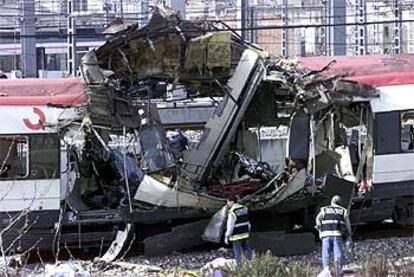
[140, 124, 175, 173]
[46, 53, 67, 71]
[0, 55, 21, 71]
[29, 134, 60, 179]
[401, 111, 414, 152]
[0, 136, 29, 179]
[375, 111, 400, 155]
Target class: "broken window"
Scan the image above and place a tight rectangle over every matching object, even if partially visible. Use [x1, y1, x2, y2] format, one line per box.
[0, 136, 29, 179]
[401, 111, 414, 152]
[140, 124, 175, 173]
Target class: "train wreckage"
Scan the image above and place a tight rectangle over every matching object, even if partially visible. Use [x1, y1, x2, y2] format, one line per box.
[0, 8, 413, 258]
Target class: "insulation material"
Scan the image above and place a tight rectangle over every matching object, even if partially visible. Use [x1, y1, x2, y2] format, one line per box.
[335, 146, 356, 182]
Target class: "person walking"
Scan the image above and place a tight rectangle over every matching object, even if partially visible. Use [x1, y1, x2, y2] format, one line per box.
[224, 195, 252, 265]
[316, 195, 352, 277]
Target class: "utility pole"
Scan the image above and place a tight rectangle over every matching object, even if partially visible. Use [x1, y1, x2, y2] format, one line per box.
[321, 0, 328, 55]
[139, 0, 149, 28]
[282, 0, 289, 57]
[248, 0, 257, 43]
[328, 0, 346, 56]
[203, 0, 208, 19]
[67, 0, 77, 76]
[392, 0, 403, 54]
[20, 0, 37, 78]
[104, 1, 110, 27]
[120, 0, 124, 19]
[355, 0, 367, 55]
[237, 0, 248, 40]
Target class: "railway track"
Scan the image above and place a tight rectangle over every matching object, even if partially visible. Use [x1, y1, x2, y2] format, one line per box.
[352, 222, 414, 240]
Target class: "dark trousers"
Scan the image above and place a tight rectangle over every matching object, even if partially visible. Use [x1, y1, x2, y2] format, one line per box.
[232, 238, 252, 265]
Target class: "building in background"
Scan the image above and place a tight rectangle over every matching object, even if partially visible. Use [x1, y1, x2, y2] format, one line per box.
[1, 0, 414, 78]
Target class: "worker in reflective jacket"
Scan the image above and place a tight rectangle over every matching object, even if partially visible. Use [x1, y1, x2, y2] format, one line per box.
[316, 195, 352, 277]
[224, 195, 252, 265]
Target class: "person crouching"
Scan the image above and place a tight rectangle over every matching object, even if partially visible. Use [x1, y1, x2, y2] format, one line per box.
[224, 195, 252, 265]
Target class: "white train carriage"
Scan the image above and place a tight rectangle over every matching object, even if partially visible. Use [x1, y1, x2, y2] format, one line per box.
[300, 55, 414, 225]
[0, 78, 85, 249]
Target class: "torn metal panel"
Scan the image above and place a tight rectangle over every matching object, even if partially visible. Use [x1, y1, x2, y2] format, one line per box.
[202, 205, 227, 243]
[298, 54, 414, 86]
[181, 49, 264, 182]
[314, 150, 341, 177]
[133, 175, 224, 210]
[248, 169, 306, 210]
[319, 174, 355, 208]
[85, 87, 142, 129]
[100, 223, 134, 262]
[80, 51, 105, 85]
[94, 9, 249, 84]
[185, 32, 234, 75]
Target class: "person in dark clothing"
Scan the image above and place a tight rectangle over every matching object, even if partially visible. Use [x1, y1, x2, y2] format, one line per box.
[224, 195, 252, 265]
[0, 69, 7, 79]
[315, 195, 352, 277]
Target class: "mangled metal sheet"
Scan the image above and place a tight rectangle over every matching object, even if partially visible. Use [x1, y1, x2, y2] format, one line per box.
[181, 49, 264, 182]
[100, 223, 133, 262]
[94, 8, 247, 84]
[133, 175, 224, 210]
[202, 205, 227, 243]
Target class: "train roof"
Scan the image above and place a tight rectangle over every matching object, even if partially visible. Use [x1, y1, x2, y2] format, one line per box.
[0, 77, 85, 106]
[299, 54, 414, 87]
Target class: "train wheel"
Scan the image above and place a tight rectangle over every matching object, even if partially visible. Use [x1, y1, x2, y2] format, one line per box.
[393, 198, 414, 226]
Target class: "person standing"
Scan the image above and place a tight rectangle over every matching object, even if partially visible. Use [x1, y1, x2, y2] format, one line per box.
[224, 195, 252, 265]
[316, 195, 352, 277]
[0, 68, 7, 79]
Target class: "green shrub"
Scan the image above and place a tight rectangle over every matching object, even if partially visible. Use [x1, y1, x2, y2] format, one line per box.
[222, 253, 317, 277]
[360, 254, 414, 277]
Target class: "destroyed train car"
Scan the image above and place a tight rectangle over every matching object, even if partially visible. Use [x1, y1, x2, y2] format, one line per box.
[0, 9, 413, 257]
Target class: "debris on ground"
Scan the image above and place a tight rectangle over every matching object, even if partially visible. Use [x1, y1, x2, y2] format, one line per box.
[1, 236, 412, 276]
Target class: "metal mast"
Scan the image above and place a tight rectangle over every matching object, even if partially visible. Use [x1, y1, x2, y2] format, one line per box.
[355, 0, 367, 55]
[392, 0, 403, 54]
[329, 0, 346, 56]
[282, 0, 289, 57]
[20, 0, 37, 78]
[67, 0, 77, 76]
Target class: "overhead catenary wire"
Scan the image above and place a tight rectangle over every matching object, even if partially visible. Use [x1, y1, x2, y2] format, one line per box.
[1, 18, 414, 39]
